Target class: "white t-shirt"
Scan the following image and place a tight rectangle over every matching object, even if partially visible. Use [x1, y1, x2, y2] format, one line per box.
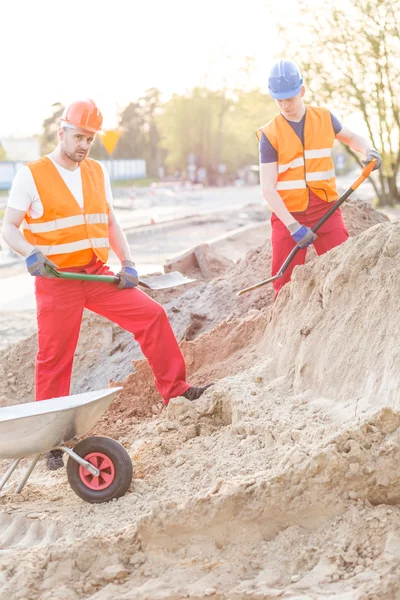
[7, 156, 113, 219]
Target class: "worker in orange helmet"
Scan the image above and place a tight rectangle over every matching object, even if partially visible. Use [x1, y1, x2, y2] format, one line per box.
[2, 99, 212, 470]
[258, 60, 382, 297]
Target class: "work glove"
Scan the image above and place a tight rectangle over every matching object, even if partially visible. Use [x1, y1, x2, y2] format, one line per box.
[362, 149, 382, 171]
[117, 260, 139, 290]
[25, 249, 58, 277]
[288, 223, 317, 249]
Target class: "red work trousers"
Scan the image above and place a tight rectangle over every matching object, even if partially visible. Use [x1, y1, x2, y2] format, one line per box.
[34, 262, 190, 403]
[271, 208, 349, 296]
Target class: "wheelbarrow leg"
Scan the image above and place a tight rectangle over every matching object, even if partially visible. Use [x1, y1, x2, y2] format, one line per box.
[55, 445, 100, 477]
[16, 455, 40, 494]
[0, 458, 21, 492]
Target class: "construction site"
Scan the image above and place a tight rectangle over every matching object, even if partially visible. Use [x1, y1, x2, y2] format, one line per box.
[1, 180, 399, 599]
[1, 0, 400, 596]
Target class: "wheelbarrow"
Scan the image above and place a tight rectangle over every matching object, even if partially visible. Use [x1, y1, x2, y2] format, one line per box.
[0, 387, 133, 503]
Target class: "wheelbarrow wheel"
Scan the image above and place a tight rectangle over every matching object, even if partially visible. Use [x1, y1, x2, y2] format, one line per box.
[66, 436, 133, 503]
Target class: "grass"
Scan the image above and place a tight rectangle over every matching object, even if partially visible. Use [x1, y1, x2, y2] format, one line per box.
[112, 177, 156, 188]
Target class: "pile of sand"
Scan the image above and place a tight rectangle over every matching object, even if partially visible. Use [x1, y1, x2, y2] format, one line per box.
[1, 222, 400, 599]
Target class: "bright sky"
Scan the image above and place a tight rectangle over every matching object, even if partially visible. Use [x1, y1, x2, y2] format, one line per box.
[1, 0, 293, 137]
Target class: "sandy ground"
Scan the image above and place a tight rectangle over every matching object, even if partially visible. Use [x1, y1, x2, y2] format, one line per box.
[1, 197, 399, 600]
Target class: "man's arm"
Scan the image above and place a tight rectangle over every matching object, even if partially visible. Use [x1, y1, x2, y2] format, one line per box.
[336, 126, 381, 169]
[260, 162, 298, 227]
[259, 162, 316, 248]
[2, 207, 58, 277]
[107, 207, 139, 289]
[107, 207, 134, 262]
[2, 206, 35, 256]
[336, 126, 373, 155]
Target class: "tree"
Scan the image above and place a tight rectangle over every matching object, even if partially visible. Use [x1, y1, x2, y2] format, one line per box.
[280, 0, 400, 205]
[115, 88, 163, 175]
[40, 102, 64, 155]
[157, 87, 275, 182]
[224, 89, 276, 172]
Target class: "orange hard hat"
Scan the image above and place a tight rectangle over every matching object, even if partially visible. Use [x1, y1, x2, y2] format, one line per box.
[60, 99, 103, 133]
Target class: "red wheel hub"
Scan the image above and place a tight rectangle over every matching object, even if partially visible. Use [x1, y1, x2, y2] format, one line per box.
[79, 452, 115, 490]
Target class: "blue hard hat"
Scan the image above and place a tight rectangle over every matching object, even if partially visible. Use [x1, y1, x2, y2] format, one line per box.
[268, 60, 303, 100]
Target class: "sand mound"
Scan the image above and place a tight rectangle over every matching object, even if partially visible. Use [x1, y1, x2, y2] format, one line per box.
[99, 307, 272, 430]
[265, 221, 400, 408]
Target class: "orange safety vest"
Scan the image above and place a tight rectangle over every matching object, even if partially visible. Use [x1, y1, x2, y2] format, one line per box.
[23, 157, 109, 268]
[257, 106, 338, 212]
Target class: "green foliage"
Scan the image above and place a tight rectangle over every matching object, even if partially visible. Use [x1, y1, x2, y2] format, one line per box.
[280, 0, 400, 205]
[113, 88, 163, 176]
[0, 143, 6, 160]
[156, 87, 275, 181]
[224, 90, 276, 171]
[112, 177, 156, 188]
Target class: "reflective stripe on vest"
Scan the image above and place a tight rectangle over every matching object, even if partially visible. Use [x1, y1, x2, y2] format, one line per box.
[34, 237, 110, 256]
[24, 157, 109, 268]
[23, 213, 108, 233]
[257, 106, 338, 212]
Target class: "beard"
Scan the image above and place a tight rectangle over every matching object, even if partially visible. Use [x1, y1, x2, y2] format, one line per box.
[65, 149, 87, 162]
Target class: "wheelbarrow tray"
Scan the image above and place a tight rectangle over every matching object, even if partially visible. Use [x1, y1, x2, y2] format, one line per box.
[0, 388, 122, 461]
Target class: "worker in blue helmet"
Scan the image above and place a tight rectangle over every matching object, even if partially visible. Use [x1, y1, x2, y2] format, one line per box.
[257, 59, 382, 296]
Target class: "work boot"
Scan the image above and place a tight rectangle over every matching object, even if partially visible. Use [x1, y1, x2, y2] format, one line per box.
[45, 450, 64, 471]
[182, 383, 213, 401]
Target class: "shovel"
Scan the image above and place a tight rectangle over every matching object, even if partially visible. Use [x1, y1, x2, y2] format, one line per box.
[44, 266, 195, 290]
[237, 159, 377, 296]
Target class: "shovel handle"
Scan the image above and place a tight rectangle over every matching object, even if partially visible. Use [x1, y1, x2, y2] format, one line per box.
[45, 266, 121, 284]
[237, 159, 377, 296]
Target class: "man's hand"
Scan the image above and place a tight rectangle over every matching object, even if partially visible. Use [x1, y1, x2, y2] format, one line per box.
[117, 260, 139, 290]
[25, 249, 58, 277]
[288, 223, 317, 249]
[362, 149, 382, 171]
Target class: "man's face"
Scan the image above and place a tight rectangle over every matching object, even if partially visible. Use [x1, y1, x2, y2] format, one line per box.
[59, 127, 95, 162]
[276, 86, 305, 119]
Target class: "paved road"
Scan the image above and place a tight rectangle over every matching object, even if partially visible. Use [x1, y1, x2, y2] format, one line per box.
[112, 185, 263, 229]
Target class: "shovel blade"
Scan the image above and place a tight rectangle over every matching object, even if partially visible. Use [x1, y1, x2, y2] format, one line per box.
[139, 271, 196, 290]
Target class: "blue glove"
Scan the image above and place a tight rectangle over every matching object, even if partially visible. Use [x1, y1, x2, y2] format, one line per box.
[288, 223, 317, 249]
[25, 249, 58, 277]
[117, 260, 139, 290]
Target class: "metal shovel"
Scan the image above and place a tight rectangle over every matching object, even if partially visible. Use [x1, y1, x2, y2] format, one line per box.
[45, 266, 195, 290]
[237, 159, 377, 296]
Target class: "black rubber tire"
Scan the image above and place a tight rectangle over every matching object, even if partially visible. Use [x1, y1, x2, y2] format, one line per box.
[67, 436, 133, 503]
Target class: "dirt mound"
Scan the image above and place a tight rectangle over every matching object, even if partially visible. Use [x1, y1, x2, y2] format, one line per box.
[265, 222, 400, 407]
[0, 314, 122, 405]
[98, 307, 271, 435]
[342, 197, 389, 236]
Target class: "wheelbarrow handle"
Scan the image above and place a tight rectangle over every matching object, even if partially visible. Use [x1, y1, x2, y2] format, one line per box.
[237, 159, 377, 296]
